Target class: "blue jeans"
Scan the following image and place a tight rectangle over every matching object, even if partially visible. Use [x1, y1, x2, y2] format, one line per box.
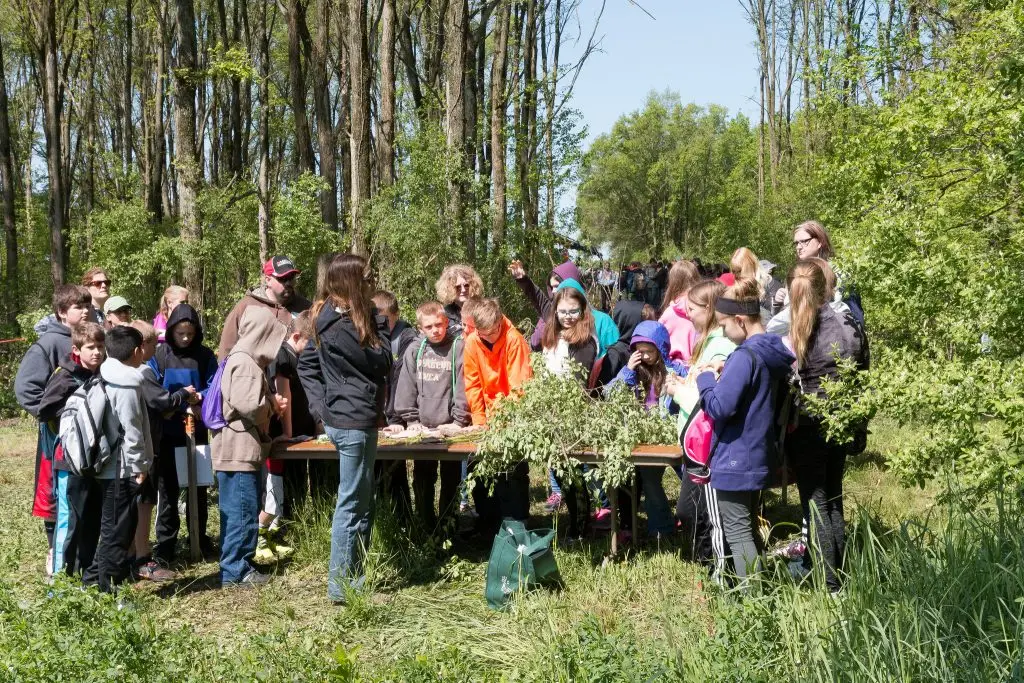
[217, 471, 260, 585]
[638, 466, 673, 536]
[325, 426, 378, 602]
[548, 469, 562, 497]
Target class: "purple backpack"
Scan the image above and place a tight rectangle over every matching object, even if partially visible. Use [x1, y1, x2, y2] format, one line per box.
[200, 357, 230, 431]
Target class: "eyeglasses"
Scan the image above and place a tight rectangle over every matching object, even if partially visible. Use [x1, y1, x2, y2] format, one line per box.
[793, 236, 814, 249]
[556, 308, 582, 319]
[455, 283, 471, 291]
[90, 279, 111, 287]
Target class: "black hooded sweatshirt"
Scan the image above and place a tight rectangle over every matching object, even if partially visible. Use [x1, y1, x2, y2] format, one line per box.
[297, 304, 392, 430]
[149, 304, 219, 445]
[598, 301, 648, 387]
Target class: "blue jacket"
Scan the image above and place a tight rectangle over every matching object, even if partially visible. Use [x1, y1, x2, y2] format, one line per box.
[148, 304, 219, 444]
[605, 320, 687, 412]
[696, 333, 795, 491]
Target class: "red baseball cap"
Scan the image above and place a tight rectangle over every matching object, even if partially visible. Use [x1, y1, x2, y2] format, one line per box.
[263, 255, 300, 278]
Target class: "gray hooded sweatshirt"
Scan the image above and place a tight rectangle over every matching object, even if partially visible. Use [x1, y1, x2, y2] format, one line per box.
[15, 318, 73, 418]
[394, 334, 470, 428]
[99, 357, 155, 479]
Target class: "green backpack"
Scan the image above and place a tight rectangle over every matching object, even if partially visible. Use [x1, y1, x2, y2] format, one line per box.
[485, 520, 561, 610]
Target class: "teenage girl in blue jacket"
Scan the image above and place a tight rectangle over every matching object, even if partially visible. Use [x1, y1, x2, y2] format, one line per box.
[696, 280, 795, 585]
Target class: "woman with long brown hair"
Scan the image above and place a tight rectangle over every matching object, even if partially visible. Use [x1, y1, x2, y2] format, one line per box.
[658, 260, 701, 363]
[297, 253, 392, 604]
[784, 260, 868, 593]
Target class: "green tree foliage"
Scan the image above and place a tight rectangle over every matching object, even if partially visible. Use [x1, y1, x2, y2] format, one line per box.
[577, 93, 782, 263]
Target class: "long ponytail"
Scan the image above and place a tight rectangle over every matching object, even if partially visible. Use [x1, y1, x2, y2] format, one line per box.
[787, 261, 828, 367]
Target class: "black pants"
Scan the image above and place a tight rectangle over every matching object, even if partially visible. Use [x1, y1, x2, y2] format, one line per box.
[707, 487, 762, 585]
[554, 470, 591, 538]
[789, 423, 847, 590]
[412, 460, 462, 532]
[64, 474, 103, 577]
[81, 477, 140, 592]
[153, 443, 209, 562]
[472, 461, 530, 535]
[677, 476, 713, 564]
[374, 459, 412, 524]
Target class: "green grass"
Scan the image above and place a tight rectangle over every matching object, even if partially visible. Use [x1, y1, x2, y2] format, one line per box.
[3, 418, 1020, 681]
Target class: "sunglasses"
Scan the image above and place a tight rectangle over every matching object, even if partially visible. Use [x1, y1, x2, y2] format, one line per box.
[793, 236, 814, 248]
[455, 283, 472, 291]
[90, 279, 111, 287]
[274, 274, 299, 284]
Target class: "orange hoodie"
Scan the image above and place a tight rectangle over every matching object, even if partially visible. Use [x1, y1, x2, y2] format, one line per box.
[463, 316, 533, 426]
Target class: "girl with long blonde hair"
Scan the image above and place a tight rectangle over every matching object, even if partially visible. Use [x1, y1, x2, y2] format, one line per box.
[784, 259, 868, 593]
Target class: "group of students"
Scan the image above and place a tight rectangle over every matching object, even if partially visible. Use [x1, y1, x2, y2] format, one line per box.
[15, 218, 867, 600]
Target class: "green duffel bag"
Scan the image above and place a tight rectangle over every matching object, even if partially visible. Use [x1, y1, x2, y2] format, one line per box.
[485, 519, 561, 610]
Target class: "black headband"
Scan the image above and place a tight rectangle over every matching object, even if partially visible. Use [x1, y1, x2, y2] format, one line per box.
[715, 297, 761, 317]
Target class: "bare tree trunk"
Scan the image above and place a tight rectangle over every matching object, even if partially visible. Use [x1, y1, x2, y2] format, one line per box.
[347, 0, 371, 255]
[517, 0, 539, 252]
[257, 0, 272, 261]
[312, 0, 339, 229]
[288, 0, 315, 174]
[33, 0, 68, 285]
[445, 0, 468, 234]
[174, 0, 204, 305]
[377, 0, 396, 188]
[0, 37, 17, 319]
[489, 0, 510, 251]
[148, 5, 169, 222]
[124, 0, 134, 175]
[541, 0, 561, 235]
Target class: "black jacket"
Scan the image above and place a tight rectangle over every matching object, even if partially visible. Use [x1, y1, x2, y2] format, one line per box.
[384, 320, 419, 426]
[298, 305, 392, 430]
[797, 304, 870, 403]
[38, 356, 96, 472]
[38, 356, 93, 423]
[598, 300, 647, 387]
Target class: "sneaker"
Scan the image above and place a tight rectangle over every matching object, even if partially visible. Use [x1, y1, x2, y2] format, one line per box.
[223, 570, 271, 589]
[592, 508, 612, 529]
[241, 570, 271, 587]
[44, 548, 54, 578]
[459, 501, 478, 518]
[254, 534, 277, 565]
[544, 493, 563, 512]
[269, 535, 295, 561]
[135, 560, 177, 583]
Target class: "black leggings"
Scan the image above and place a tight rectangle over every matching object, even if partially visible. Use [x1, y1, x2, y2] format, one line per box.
[789, 423, 847, 590]
[676, 475, 713, 564]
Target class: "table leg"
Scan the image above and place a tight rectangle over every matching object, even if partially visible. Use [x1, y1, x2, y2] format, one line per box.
[186, 435, 201, 563]
[630, 477, 639, 541]
[608, 486, 619, 557]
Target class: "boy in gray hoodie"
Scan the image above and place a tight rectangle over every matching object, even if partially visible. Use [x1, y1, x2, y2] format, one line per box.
[390, 301, 471, 531]
[72, 326, 154, 592]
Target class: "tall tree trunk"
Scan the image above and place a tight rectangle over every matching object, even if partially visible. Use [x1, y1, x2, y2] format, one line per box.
[377, 0, 396, 188]
[174, 0, 204, 305]
[517, 0, 539, 254]
[541, 0, 561, 235]
[288, 0, 315, 174]
[257, 0, 272, 261]
[347, 0, 371, 256]
[445, 0, 468, 235]
[124, 0, 134, 175]
[35, 0, 68, 285]
[0, 37, 17, 319]
[312, 0, 339, 229]
[489, 0, 510, 251]
[148, 8, 168, 222]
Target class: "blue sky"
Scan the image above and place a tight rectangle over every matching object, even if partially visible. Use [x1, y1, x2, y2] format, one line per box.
[566, 0, 759, 145]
